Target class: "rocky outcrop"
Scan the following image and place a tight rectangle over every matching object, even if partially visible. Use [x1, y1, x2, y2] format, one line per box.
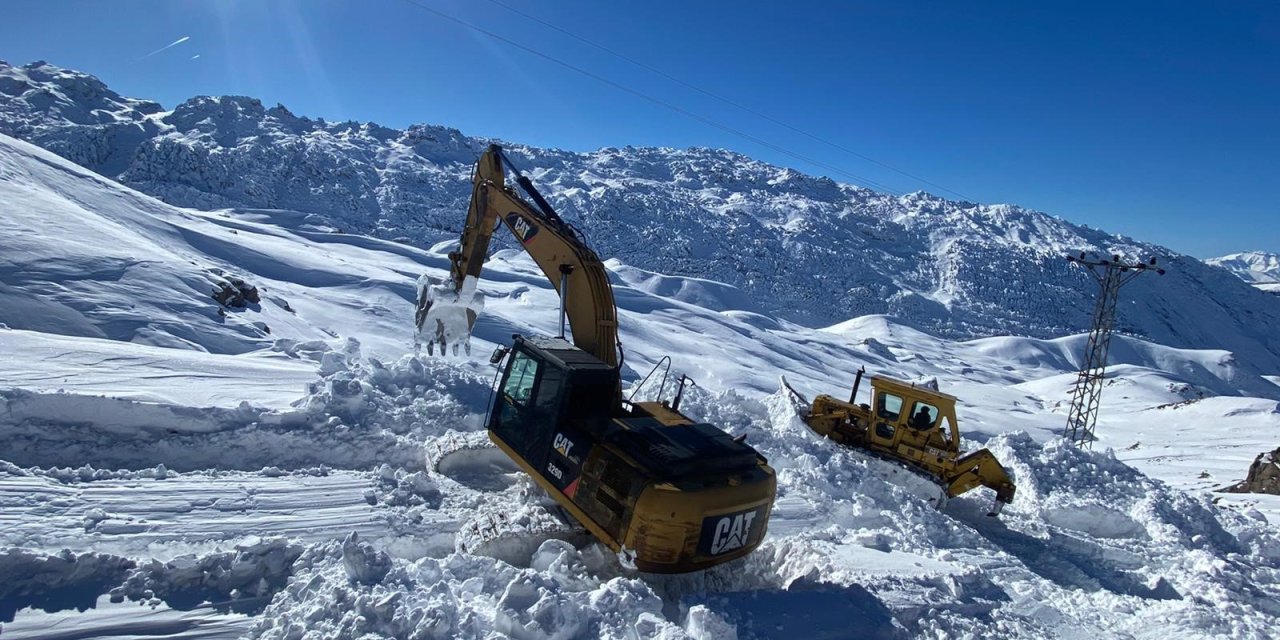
[1223, 447, 1280, 495]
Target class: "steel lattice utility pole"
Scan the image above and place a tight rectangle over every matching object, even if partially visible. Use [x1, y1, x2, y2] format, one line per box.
[1063, 253, 1165, 448]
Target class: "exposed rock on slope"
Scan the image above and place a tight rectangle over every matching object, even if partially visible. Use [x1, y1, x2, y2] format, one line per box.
[4, 60, 1280, 371]
[1225, 447, 1280, 495]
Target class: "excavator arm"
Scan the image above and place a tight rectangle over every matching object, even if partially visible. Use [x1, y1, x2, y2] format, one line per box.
[418, 144, 621, 367]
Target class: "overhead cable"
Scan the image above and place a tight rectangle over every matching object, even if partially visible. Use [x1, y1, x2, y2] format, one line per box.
[396, 0, 906, 195]
[481, 0, 974, 201]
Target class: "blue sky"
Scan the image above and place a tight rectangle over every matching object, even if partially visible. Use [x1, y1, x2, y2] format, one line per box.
[1, 0, 1276, 258]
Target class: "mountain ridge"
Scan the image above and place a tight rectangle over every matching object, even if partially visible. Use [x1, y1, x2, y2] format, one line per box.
[1208, 250, 1280, 285]
[4, 59, 1280, 371]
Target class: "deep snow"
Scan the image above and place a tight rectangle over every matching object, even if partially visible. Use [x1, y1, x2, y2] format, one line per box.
[0, 130, 1278, 638]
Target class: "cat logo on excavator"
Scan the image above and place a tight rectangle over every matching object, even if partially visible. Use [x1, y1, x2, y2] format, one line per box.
[506, 212, 538, 244]
[553, 432, 576, 459]
[701, 505, 766, 555]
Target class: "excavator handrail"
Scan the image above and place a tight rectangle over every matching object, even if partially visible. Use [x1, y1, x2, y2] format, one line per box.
[628, 355, 672, 403]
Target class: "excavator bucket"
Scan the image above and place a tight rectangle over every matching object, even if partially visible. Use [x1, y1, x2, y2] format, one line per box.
[415, 274, 485, 356]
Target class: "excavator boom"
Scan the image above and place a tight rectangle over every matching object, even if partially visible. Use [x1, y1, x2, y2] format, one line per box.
[418, 144, 619, 366]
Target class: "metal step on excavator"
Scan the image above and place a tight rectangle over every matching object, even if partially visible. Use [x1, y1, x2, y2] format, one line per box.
[784, 368, 1016, 516]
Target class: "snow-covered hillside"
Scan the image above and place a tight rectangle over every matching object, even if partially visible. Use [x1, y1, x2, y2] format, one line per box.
[4, 60, 1280, 374]
[2, 127, 1280, 638]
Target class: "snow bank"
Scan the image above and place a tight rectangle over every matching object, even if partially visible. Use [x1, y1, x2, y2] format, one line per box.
[248, 539, 684, 640]
[5, 358, 1279, 637]
[1, 539, 303, 623]
[221, 380, 1280, 638]
[1, 340, 494, 472]
[0, 548, 135, 622]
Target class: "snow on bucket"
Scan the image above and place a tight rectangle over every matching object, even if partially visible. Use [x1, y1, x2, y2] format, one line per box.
[415, 274, 485, 356]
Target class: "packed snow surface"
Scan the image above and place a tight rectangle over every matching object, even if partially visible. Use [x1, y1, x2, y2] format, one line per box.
[1, 122, 1279, 638]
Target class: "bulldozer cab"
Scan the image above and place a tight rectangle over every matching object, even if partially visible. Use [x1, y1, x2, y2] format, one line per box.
[866, 377, 960, 457]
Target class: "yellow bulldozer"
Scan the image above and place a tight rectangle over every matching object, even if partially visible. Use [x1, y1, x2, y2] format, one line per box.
[786, 368, 1016, 515]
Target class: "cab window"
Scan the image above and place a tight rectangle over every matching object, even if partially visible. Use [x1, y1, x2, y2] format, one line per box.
[502, 351, 539, 406]
[532, 365, 563, 415]
[877, 392, 904, 421]
[908, 401, 940, 429]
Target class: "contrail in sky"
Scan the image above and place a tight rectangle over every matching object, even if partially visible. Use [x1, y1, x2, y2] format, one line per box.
[139, 36, 190, 60]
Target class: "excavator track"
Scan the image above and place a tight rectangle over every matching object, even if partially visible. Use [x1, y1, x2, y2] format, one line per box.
[427, 433, 592, 564]
[454, 481, 591, 566]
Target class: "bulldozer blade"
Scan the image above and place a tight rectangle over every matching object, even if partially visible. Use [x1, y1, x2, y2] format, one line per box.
[415, 274, 485, 356]
[779, 375, 811, 409]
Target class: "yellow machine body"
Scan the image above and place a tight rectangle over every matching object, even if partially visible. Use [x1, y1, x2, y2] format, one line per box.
[802, 375, 1016, 510]
[425, 146, 776, 572]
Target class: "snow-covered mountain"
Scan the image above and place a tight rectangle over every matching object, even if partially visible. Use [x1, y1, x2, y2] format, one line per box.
[1207, 251, 1280, 299]
[4, 59, 1280, 373]
[2, 128, 1279, 639]
[1208, 251, 1280, 298]
[1208, 251, 1280, 284]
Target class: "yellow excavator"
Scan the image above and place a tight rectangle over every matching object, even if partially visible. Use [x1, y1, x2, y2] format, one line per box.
[418, 144, 776, 573]
[786, 369, 1016, 516]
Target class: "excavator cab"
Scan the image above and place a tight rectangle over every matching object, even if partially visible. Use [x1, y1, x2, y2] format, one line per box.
[489, 337, 618, 497]
[487, 336, 775, 572]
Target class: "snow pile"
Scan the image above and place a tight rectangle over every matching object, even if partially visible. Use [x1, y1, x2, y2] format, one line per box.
[1, 539, 305, 624]
[113, 538, 304, 611]
[373, 466, 444, 509]
[680, 388, 1280, 637]
[249, 538, 685, 640]
[276, 339, 494, 439]
[343, 532, 393, 585]
[231, 384, 1280, 638]
[0, 548, 136, 621]
[1, 339, 493, 472]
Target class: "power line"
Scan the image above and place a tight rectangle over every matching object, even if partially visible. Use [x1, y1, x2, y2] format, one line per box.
[481, 0, 974, 202]
[395, 0, 905, 195]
